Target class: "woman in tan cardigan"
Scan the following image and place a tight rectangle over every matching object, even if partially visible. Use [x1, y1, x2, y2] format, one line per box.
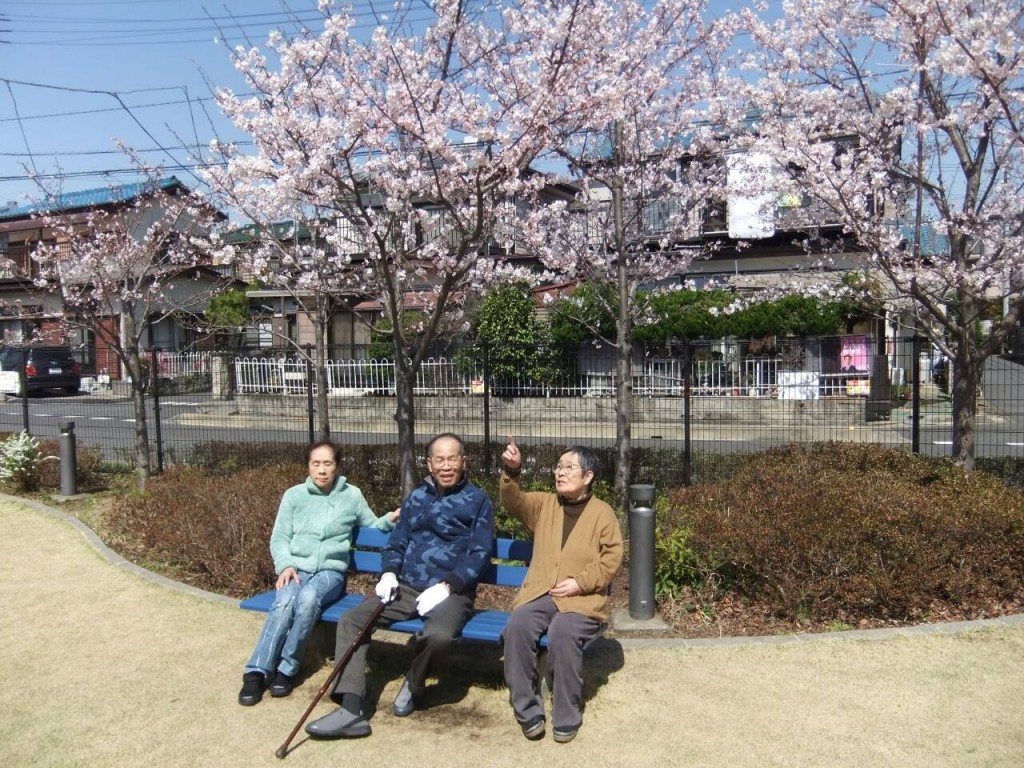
[499, 437, 623, 744]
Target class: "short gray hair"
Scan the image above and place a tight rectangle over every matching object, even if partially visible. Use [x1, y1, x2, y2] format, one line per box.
[560, 445, 599, 490]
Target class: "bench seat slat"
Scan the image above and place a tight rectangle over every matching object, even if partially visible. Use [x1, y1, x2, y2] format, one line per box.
[240, 533, 557, 648]
[240, 590, 546, 646]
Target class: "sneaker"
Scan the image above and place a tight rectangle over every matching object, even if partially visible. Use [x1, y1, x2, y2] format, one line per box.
[269, 671, 294, 698]
[553, 724, 579, 743]
[520, 715, 545, 741]
[238, 672, 265, 706]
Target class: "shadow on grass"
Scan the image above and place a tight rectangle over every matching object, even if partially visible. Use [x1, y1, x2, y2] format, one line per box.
[301, 626, 627, 730]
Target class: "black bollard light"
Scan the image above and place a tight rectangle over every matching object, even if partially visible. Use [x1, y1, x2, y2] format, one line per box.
[628, 483, 656, 620]
[59, 420, 78, 496]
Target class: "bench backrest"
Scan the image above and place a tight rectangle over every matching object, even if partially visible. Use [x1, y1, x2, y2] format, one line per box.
[351, 526, 532, 589]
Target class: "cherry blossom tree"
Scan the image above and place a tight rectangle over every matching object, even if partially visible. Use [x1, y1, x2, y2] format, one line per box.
[737, 0, 1024, 469]
[205, 0, 622, 492]
[519, 0, 731, 504]
[214, 210, 357, 442]
[30, 174, 227, 488]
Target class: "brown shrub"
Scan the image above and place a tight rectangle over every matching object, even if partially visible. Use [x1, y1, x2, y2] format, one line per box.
[107, 463, 303, 596]
[187, 440, 306, 473]
[36, 439, 105, 492]
[667, 443, 1024, 622]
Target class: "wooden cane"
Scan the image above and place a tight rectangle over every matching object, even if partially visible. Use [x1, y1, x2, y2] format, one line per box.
[275, 599, 387, 759]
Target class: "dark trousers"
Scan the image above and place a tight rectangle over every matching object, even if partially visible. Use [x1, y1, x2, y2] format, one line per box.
[330, 585, 473, 700]
[502, 594, 601, 730]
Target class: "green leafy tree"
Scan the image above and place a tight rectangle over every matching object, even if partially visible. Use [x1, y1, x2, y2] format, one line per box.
[365, 311, 441, 362]
[635, 289, 865, 343]
[204, 287, 251, 347]
[470, 282, 560, 385]
[366, 319, 397, 362]
[731, 295, 858, 338]
[634, 289, 737, 342]
[205, 288, 250, 329]
[549, 283, 618, 347]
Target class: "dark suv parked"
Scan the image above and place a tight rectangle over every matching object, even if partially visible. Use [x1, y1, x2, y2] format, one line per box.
[0, 346, 81, 395]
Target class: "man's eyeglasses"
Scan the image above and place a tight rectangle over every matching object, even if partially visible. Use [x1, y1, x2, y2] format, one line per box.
[430, 455, 464, 467]
[554, 463, 581, 474]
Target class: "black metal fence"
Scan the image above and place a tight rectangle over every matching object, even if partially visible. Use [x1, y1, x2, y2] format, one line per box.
[3, 336, 1022, 488]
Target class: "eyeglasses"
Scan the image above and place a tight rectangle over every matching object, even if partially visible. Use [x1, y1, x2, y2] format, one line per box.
[554, 463, 581, 474]
[429, 455, 464, 467]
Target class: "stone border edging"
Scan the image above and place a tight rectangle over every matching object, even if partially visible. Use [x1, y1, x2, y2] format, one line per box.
[11, 493, 1024, 650]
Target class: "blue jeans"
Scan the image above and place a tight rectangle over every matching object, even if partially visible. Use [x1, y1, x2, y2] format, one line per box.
[245, 569, 345, 677]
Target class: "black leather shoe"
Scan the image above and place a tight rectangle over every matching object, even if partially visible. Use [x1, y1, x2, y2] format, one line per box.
[269, 671, 294, 698]
[305, 708, 372, 739]
[238, 672, 265, 706]
[521, 715, 545, 741]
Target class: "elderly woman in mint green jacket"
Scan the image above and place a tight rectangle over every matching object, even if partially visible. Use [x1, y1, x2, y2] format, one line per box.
[238, 441, 398, 706]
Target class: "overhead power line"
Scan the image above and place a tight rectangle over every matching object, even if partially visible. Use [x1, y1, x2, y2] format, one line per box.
[0, 93, 227, 123]
[0, 0, 466, 46]
[0, 161, 227, 184]
[0, 76, 210, 187]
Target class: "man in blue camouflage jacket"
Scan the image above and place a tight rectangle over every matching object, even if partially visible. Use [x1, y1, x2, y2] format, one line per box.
[306, 433, 494, 739]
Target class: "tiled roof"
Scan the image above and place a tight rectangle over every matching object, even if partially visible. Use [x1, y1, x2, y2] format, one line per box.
[0, 176, 185, 221]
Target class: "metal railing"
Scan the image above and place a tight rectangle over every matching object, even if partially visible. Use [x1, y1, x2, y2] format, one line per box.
[6, 336, 1019, 490]
[155, 350, 209, 379]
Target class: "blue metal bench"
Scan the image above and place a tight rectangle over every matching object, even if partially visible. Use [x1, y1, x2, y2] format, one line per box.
[239, 527, 549, 645]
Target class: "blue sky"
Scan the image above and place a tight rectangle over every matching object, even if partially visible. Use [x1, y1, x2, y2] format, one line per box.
[0, 0, 742, 212]
[0, 0, 430, 207]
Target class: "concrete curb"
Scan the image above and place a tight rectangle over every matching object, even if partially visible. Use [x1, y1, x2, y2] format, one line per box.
[10, 493, 1024, 650]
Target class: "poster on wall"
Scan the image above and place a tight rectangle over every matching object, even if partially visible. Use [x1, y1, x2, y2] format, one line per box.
[846, 378, 871, 396]
[839, 335, 869, 373]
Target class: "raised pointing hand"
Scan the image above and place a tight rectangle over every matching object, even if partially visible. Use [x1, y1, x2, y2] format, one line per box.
[501, 434, 521, 471]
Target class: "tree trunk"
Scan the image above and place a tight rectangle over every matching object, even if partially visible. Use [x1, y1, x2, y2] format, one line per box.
[950, 347, 979, 471]
[611, 120, 631, 518]
[315, 367, 331, 441]
[314, 301, 332, 441]
[127, 349, 151, 490]
[314, 345, 331, 441]
[394, 360, 418, 496]
[614, 325, 632, 518]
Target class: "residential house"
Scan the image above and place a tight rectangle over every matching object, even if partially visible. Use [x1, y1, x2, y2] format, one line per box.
[222, 172, 578, 360]
[0, 177, 233, 378]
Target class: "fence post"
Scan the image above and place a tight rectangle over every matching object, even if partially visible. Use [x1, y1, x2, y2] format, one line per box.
[682, 340, 691, 486]
[482, 342, 492, 474]
[628, 483, 657, 620]
[211, 351, 235, 400]
[911, 335, 921, 453]
[150, 348, 164, 475]
[59, 420, 78, 496]
[865, 333, 892, 422]
[19, 347, 29, 434]
[305, 344, 315, 444]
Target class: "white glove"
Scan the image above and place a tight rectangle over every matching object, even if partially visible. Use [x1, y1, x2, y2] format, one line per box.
[375, 572, 400, 604]
[415, 582, 451, 616]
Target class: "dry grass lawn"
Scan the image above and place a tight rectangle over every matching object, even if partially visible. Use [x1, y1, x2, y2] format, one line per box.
[2, 497, 1023, 768]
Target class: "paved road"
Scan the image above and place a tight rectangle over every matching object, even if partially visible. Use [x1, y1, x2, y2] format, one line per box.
[2, 356, 1023, 463]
